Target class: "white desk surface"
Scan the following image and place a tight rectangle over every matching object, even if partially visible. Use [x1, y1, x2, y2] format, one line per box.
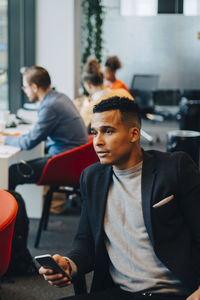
[0, 118, 44, 219]
[0, 145, 20, 158]
[0, 123, 31, 159]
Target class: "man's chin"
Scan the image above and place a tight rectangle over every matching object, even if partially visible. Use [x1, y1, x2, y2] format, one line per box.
[99, 158, 112, 165]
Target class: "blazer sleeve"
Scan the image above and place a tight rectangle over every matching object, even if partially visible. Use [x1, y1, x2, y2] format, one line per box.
[178, 153, 200, 249]
[67, 170, 95, 275]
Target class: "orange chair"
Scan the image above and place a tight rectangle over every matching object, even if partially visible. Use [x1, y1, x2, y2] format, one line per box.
[35, 140, 98, 248]
[0, 190, 18, 278]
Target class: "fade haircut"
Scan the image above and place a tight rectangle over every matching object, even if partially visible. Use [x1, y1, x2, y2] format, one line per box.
[23, 66, 51, 90]
[93, 97, 141, 129]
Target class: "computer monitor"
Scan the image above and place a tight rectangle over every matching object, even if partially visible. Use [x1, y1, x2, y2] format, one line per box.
[131, 74, 159, 91]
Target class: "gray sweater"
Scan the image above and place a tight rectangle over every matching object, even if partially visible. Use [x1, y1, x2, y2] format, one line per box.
[104, 162, 189, 295]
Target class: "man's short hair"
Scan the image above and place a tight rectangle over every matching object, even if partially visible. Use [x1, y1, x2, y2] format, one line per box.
[23, 66, 51, 90]
[93, 97, 141, 129]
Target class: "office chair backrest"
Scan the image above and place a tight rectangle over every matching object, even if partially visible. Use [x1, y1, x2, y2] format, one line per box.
[180, 89, 200, 100]
[131, 74, 159, 91]
[0, 190, 18, 277]
[37, 141, 99, 187]
[153, 90, 181, 106]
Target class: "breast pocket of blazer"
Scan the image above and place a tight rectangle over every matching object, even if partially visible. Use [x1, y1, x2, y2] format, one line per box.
[153, 195, 174, 208]
[152, 195, 178, 222]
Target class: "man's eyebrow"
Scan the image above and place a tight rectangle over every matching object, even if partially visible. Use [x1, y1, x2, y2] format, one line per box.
[91, 125, 115, 131]
[101, 126, 115, 130]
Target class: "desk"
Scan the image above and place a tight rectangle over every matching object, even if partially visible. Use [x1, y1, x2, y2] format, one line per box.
[0, 145, 20, 188]
[0, 123, 45, 219]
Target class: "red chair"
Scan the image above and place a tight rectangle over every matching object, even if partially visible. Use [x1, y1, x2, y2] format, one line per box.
[35, 140, 98, 248]
[0, 190, 18, 278]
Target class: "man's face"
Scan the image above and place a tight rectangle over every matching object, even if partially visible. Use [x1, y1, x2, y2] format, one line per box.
[22, 77, 38, 102]
[91, 110, 138, 170]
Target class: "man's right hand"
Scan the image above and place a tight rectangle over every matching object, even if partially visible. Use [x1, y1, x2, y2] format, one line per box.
[39, 254, 72, 288]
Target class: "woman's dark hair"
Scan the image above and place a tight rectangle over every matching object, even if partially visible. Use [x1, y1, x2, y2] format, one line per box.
[82, 58, 103, 86]
[105, 56, 121, 71]
[23, 66, 51, 90]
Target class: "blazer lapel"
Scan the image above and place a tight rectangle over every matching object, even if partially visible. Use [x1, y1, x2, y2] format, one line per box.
[94, 153, 156, 247]
[95, 166, 112, 245]
[141, 151, 156, 245]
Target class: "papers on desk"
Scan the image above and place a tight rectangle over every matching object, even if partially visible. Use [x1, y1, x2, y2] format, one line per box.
[0, 145, 20, 158]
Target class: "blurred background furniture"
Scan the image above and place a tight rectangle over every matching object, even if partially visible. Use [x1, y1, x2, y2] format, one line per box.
[178, 99, 200, 131]
[130, 74, 162, 144]
[0, 190, 18, 278]
[180, 89, 200, 100]
[166, 130, 200, 167]
[34, 139, 98, 248]
[153, 89, 181, 119]
[178, 90, 200, 131]
[130, 74, 160, 114]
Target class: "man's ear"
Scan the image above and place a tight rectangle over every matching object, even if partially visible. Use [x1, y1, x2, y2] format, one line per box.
[31, 83, 38, 92]
[129, 127, 140, 143]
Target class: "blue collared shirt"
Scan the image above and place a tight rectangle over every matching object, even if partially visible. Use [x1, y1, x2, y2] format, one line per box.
[5, 90, 88, 156]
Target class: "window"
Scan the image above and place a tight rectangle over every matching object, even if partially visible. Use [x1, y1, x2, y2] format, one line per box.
[184, 0, 200, 15]
[0, 0, 35, 113]
[120, 0, 200, 16]
[0, 0, 8, 110]
[120, 0, 158, 16]
[8, 0, 35, 113]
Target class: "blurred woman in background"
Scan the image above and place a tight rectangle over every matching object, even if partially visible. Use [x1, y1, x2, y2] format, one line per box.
[103, 56, 129, 92]
[75, 57, 110, 129]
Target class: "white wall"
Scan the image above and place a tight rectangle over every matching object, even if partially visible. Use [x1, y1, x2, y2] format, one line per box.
[102, 0, 200, 90]
[36, 0, 200, 96]
[36, 0, 75, 98]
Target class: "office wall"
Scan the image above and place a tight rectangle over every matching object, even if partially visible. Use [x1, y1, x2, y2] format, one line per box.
[102, 0, 200, 90]
[35, 0, 200, 95]
[36, 0, 75, 98]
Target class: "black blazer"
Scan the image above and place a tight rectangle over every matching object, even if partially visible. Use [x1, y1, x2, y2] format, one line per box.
[68, 150, 200, 292]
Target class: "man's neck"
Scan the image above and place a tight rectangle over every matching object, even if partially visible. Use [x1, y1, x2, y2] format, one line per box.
[38, 86, 52, 102]
[113, 146, 143, 171]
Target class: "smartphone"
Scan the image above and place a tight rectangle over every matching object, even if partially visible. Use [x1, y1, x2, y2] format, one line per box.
[34, 254, 72, 281]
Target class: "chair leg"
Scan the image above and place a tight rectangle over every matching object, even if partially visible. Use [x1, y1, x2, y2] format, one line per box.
[34, 188, 54, 248]
[43, 188, 55, 230]
[73, 274, 87, 295]
[0, 280, 2, 300]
